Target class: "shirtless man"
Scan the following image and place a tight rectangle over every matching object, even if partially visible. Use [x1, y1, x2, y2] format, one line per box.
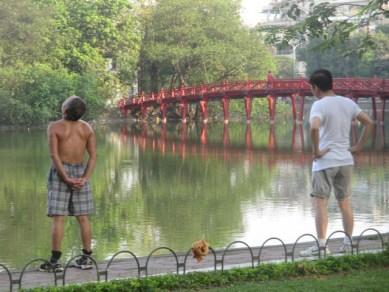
[40, 96, 97, 272]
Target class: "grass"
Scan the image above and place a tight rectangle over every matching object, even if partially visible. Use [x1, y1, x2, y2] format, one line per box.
[204, 267, 389, 291]
[25, 249, 389, 291]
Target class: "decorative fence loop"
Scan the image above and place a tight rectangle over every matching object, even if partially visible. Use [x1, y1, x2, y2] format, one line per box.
[356, 228, 385, 254]
[105, 250, 140, 281]
[63, 255, 100, 286]
[326, 230, 353, 255]
[291, 233, 319, 261]
[258, 237, 287, 265]
[1, 230, 388, 290]
[0, 263, 13, 292]
[183, 246, 217, 274]
[221, 241, 254, 271]
[19, 258, 57, 289]
[145, 247, 179, 277]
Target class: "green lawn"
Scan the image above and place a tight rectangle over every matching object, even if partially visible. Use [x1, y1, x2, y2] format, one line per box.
[204, 268, 389, 292]
[26, 250, 389, 292]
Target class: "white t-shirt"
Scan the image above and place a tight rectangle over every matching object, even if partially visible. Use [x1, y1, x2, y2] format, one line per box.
[309, 95, 362, 172]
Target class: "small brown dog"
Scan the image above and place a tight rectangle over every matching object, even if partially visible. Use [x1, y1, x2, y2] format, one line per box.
[191, 239, 209, 262]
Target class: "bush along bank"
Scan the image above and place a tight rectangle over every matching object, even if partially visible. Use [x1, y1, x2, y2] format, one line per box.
[25, 248, 389, 292]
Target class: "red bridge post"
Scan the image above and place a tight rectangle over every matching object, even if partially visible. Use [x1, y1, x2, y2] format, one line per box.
[160, 123, 167, 155]
[298, 95, 305, 122]
[268, 125, 277, 150]
[200, 99, 208, 123]
[291, 94, 297, 121]
[244, 96, 252, 124]
[200, 124, 207, 145]
[245, 124, 252, 149]
[180, 123, 188, 159]
[221, 97, 230, 124]
[267, 95, 277, 123]
[223, 124, 230, 147]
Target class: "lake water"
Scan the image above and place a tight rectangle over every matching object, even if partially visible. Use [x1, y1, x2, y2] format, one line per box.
[0, 120, 388, 269]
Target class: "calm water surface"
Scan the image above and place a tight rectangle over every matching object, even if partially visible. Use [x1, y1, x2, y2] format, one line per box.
[0, 121, 388, 268]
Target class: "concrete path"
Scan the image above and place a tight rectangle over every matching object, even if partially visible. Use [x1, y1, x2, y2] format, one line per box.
[1, 232, 387, 291]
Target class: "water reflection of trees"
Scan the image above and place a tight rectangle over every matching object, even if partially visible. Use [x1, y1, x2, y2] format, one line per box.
[127, 121, 389, 246]
[0, 122, 388, 268]
[137, 150, 274, 249]
[0, 129, 141, 268]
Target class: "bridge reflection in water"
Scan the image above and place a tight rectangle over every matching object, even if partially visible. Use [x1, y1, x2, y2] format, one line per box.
[119, 122, 387, 167]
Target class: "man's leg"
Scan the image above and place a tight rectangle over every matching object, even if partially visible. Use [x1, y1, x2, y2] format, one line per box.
[74, 215, 93, 269]
[338, 196, 354, 239]
[76, 215, 92, 252]
[40, 215, 65, 271]
[334, 166, 353, 252]
[300, 196, 329, 257]
[52, 215, 65, 251]
[313, 196, 329, 244]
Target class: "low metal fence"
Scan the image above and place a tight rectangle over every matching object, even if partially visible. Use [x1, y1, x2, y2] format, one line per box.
[0, 228, 386, 291]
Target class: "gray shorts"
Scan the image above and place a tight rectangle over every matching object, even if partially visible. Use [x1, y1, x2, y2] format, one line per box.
[311, 165, 353, 201]
[47, 163, 94, 216]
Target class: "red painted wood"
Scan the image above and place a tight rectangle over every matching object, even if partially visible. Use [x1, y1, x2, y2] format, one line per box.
[121, 78, 389, 121]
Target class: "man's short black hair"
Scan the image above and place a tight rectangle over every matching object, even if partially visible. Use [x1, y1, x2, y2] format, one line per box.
[309, 69, 333, 91]
[65, 96, 86, 121]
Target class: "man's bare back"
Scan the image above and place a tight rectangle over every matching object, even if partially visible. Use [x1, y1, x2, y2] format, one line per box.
[48, 120, 93, 164]
[47, 96, 96, 189]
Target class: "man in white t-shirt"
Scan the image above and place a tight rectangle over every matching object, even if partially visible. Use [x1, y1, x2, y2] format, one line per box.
[300, 69, 373, 257]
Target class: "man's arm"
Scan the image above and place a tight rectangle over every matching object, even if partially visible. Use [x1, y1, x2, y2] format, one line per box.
[310, 116, 330, 159]
[47, 123, 78, 186]
[79, 126, 97, 184]
[349, 112, 374, 153]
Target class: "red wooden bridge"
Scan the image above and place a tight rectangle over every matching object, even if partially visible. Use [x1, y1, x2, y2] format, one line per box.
[118, 78, 389, 124]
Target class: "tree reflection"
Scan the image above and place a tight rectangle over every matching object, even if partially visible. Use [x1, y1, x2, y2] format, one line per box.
[0, 121, 388, 268]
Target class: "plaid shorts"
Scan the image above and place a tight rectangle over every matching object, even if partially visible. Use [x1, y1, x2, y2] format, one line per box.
[47, 163, 94, 216]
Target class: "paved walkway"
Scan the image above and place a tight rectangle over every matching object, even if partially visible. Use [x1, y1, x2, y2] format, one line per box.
[1, 232, 387, 291]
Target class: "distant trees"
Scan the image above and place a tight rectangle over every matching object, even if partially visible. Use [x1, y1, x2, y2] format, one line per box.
[259, 0, 389, 78]
[299, 28, 389, 77]
[0, 0, 140, 125]
[260, 0, 389, 55]
[0, 0, 278, 125]
[138, 0, 276, 92]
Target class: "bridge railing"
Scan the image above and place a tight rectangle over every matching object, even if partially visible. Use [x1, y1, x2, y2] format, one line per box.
[0, 228, 387, 291]
[333, 78, 389, 94]
[121, 77, 389, 110]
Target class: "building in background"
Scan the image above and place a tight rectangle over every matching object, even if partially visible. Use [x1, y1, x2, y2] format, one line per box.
[258, 0, 380, 77]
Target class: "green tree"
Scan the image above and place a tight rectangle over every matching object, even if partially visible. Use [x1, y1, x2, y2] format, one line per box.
[275, 56, 294, 78]
[260, 0, 389, 56]
[37, 0, 140, 84]
[0, 0, 141, 125]
[138, 0, 276, 92]
[0, 0, 54, 66]
[298, 31, 389, 77]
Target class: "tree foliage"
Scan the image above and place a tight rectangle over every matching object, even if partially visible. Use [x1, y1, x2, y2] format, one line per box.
[260, 0, 389, 55]
[40, 0, 141, 83]
[0, 0, 140, 125]
[138, 0, 276, 92]
[0, 0, 278, 125]
[299, 29, 389, 77]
